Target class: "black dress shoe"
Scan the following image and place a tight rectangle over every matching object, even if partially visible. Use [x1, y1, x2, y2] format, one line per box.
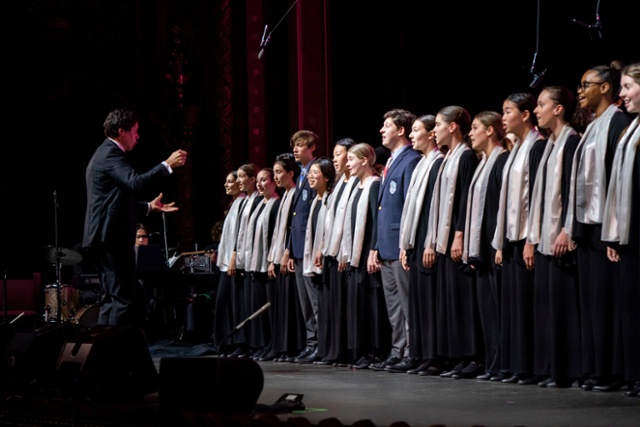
[452, 361, 484, 379]
[370, 355, 401, 371]
[518, 375, 547, 385]
[250, 348, 265, 360]
[314, 358, 336, 366]
[295, 348, 319, 364]
[593, 381, 625, 392]
[259, 350, 279, 361]
[581, 378, 596, 391]
[353, 355, 378, 369]
[293, 346, 315, 360]
[440, 362, 466, 378]
[407, 360, 431, 375]
[538, 377, 556, 387]
[490, 373, 508, 382]
[386, 358, 420, 373]
[624, 382, 640, 397]
[501, 374, 521, 384]
[226, 346, 248, 358]
[476, 373, 492, 381]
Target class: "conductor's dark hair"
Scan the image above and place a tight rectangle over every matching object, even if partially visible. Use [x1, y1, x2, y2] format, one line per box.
[103, 108, 139, 138]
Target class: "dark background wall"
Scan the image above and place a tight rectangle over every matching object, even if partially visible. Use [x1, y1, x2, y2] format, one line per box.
[1, 0, 637, 280]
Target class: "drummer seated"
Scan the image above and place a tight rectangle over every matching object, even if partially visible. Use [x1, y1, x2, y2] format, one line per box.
[0, 272, 43, 329]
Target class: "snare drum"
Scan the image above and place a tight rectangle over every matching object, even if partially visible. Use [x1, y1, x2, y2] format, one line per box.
[44, 284, 80, 322]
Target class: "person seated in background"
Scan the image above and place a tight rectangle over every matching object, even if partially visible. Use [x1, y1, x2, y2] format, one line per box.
[135, 223, 150, 247]
[204, 220, 224, 267]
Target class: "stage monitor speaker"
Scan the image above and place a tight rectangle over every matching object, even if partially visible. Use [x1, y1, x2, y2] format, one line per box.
[56, 325, 158, 402]
[1, 322, 75, 395]
[159, 357, 264, 420]
[0, 321, 15, 353]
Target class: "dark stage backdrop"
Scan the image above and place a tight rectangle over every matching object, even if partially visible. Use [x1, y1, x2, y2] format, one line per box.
[1, 0, 637, 280]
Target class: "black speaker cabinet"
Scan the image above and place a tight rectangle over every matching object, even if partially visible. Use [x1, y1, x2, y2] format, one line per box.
[1, 322, 75, 394]
[159, 357, 264, 420]
[56, 325, 158, 402]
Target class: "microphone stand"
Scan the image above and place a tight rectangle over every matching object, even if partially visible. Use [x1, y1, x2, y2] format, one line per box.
[162, 212, 170, 263]
[3, 270, 7, 322]
[48, 190, 63, 322]
[218, 302, 271, 350]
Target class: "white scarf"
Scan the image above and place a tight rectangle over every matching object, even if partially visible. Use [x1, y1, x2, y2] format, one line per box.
[303, 192, 330, 276]
[399, 149, 444, 251]
[565, 104, 620, 233]
[342, 174, 380, 267]
[463, 145, 506, 261]
[528, 124, 577, 255]
[602, 116, 640, 244]
[235, 191, 260, 269]
[323, 175, 357, 257]
[425, 142, 471, 254]
[268, 187, 296, 264]
[492, 128, 543, 249]
[216, 194, 246, 272]
[248, 196, 280, 273]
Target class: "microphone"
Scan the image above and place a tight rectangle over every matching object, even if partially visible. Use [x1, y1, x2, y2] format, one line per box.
[573, 15, 603, 40]
[235, 302, 271, 330]
[594, 14, 603, 40]
[258, 25, 269, 60]
[530, 68, 546, 89]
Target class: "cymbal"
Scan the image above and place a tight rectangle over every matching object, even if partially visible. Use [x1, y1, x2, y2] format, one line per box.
[42, 246, 83, 266]
[181, 250, 206, 256]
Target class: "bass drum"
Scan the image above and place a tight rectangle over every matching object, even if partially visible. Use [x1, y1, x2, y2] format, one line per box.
[69, 305, 100, 331]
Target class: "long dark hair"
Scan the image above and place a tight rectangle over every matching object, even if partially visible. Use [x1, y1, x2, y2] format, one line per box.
[312, 156, 337, 200]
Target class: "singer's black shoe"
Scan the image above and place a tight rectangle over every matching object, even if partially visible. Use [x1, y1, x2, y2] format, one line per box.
[226, 346, 248, 358]
[295, 348, 320, 364]
[293, 345, 315, 361]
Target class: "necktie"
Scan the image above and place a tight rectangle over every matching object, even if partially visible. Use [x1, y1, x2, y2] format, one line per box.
[383, 156, 393, 181]
[299, 167, 307, 187]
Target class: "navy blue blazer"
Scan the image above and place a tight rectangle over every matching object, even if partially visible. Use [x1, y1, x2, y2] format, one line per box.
[83, 139, 170, 249]
[287, 160, 317, 259]
[376, 145, 421, 260]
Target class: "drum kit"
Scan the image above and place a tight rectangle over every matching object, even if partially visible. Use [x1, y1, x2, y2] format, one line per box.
[41, 191, 99, 328]
[41, 245, 99, 328]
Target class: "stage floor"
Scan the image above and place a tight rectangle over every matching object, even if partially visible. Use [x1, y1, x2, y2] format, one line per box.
[255, 357, 640, 427]
[1, 340, 639, 427]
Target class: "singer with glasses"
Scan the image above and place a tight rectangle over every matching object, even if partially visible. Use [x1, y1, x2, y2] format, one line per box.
[566, 62, 632, 392]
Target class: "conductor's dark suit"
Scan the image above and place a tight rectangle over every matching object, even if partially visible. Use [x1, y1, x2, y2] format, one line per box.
[83, 139, 170, 326]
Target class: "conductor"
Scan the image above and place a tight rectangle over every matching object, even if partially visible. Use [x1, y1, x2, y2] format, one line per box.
[83, 108, 187, 328]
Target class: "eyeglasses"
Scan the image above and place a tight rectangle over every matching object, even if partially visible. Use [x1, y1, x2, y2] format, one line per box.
[577, 81, 604, 91]
[136, 235, 148, 239]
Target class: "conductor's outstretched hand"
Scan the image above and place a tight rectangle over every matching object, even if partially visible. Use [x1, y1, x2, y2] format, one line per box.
[150, 193, 178, 213]
[166, 149, 188, 169]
